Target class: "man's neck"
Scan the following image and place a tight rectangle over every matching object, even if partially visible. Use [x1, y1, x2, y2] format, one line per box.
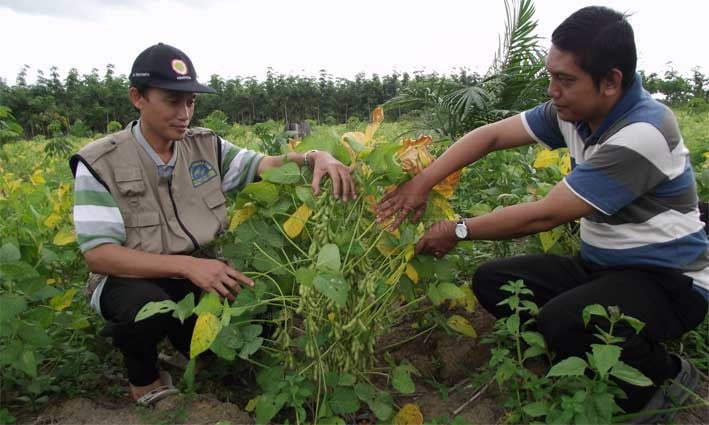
[139, 121, 173, 161]
[586, 92, 624, 134]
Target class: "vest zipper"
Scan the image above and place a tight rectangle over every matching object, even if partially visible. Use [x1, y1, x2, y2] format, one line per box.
[167, 176, 200, 251]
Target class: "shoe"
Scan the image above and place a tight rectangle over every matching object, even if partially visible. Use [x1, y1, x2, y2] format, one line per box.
[628, 354, 701, 424]
[135, 371, 180, 406]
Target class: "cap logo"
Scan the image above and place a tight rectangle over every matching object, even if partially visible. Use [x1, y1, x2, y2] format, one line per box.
[171, 59, 188, 75]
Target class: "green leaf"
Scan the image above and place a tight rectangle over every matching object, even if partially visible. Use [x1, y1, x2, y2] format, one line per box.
[17, 348, 37, 377]
[261, 161, 301, 184]
[316, 243, 341, 273]
[368, 393, 394, 421]
[239, 337, 263, 359]
[329, 386, 359, 415]
[506, 314, 520, 335]
[591, 344, 621, 378]
[437, 282, 465, 300]
[338, 372, 356, 386]
[582, 304, 607, 327]
[193, 292, 222, 316]
[522, 401, 549, 418]
[0, 243, 21, 263]
[621, 315, 645, 334]
[209, 331, 236, 361]
[236, 181, 279, 207]
[135, 300, 177, 322]
[0, 295, 27, 323]
[1, 262, 39, 282]
[255, 392, 287, 424]
[392, 365, 416, 394]
[313, 272, 349, 308]
[521, 331, 546, 348]
[523, 345, 547, 361]
[173, 293, 195, 323]
[183, 357, 196, 392]
[295, 267, 315, 287]
[547, 357, 588, 377]
[610, 361, 653, 387]
[426, 284, 443, 306]
[295, 185, 316, 209]
[354, 383, 375, 403]
[18, 322, 51, 347]
[257, 367, 284, 393]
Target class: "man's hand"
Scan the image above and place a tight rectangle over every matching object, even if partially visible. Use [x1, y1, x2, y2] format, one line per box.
[181, 257, 254, 301]
[310, 151, 357, 202]
[415, 220, 458, 258]
[376, 178, 429, 231]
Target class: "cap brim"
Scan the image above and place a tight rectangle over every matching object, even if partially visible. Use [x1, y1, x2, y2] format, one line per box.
[143, 79, 217, 94]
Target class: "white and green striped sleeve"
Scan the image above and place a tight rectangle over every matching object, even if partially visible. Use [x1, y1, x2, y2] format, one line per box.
[72, 162, 125, 253]
[219, 137, 264, 193]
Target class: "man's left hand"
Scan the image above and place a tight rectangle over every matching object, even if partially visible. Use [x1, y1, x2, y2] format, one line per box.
[415, 220, 458, 258]
[310, 151, 356, 202]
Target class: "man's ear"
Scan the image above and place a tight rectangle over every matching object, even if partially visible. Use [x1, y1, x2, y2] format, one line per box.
[601, 69, 623, 96]
[128, 87, 147, 110]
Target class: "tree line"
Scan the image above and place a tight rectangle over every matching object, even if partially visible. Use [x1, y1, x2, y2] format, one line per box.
[0, 62, 706, 143]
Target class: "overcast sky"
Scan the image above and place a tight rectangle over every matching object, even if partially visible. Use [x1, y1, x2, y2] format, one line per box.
[1, 0, 707, 85]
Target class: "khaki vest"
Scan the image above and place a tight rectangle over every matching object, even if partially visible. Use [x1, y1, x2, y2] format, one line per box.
[70, 123, 228, 256]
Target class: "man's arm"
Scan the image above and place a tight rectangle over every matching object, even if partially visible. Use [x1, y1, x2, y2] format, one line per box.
[377, 114, 536, 229]
[416, 181, 595, 255]
[257, 150, 357, 202]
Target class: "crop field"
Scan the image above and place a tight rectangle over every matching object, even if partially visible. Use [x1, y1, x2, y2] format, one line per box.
[0, 109, 708, 425]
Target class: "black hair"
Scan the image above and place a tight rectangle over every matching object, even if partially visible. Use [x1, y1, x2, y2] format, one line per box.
[130, 82, 151, 97]
[552, 6, 637, 90]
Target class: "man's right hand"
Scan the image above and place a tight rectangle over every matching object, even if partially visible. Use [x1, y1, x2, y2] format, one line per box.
[375, 178, 430, 231]
[181, 257, 254, 301]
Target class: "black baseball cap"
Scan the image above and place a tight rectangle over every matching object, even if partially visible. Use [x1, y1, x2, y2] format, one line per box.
[129, 43, 216, 94]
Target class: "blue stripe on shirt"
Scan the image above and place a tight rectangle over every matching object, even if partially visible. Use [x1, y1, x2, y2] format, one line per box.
[565, 163, 637, 215]
[581, 229, 709, 268]
[524, 101, 567, 149]
[654, 161, 694, 197]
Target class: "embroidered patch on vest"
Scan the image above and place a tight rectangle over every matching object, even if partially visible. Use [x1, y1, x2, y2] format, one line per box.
[189, 160, 217, 187]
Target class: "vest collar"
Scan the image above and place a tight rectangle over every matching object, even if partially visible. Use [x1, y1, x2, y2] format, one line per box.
[130, 120, 177, 177]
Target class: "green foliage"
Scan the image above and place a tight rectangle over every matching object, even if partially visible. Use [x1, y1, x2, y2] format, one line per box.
[106, 120, 122, 133]
[0, 105, 23, 144]
[199, 110, 231, 137]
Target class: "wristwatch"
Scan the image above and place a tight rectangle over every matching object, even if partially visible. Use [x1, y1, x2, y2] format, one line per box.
[454, 218, 468, 240]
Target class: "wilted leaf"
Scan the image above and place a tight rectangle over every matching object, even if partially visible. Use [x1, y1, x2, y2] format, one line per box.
[394, 403, 423, 425]
[53, 228, 76, 246]
[405, 263, 419, 284]
[448, 285, 477, 312]
[229, 204, 256, 230]
[283, 203, 313, 238]
[447, 314, 477, 338]
[533, 149, 559, 169]
[398, 136, 434, 176]
[190, 312, 221, 358]
[49, 288, 77, 312]
[43, 213, 62, 229]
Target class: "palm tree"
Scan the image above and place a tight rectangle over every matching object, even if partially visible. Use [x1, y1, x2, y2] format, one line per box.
[385, 0, 548, 141]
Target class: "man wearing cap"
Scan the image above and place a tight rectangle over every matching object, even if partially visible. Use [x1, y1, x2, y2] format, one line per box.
[69, 43, 356, 404]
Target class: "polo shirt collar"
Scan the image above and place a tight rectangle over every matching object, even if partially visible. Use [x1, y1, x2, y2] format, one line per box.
[576, 73, 644, 146]
[130, 120, 177, 170]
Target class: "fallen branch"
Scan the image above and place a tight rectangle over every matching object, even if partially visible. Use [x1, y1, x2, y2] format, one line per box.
[453, 377, 494, 416]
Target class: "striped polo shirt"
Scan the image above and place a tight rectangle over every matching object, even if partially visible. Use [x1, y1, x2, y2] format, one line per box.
[73, 120, 263, 314]
[522, 76, 709, 296]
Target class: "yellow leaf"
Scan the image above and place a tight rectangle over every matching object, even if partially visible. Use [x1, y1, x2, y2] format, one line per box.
[432, 169, 462, 198]
[364, 107, 384, 145]
[447, 314, 477, 338]
[405, 263, 419, 284]
[327, 312, 336, 321]
[245, 396, 259, 412]
[398, 136, 434, 175]
[44, 212, 62, 229]
[533, 149, 559, 169]
[560, 153, 572, 176]
[448, 285, 477, 313]
[229, 204, 256, 230]
[387, 262, 406, 285]
[404, 245, 415, 262]
[30, 170, 46, 185]
[190, 312, 222, 359]
[377, 237, 397, 257]
[539, 228, 562, 252]
[57, 182, 71, 200]
[430, 194, 457, 220]
[394, 403, 424, 425]
[283, 203, 313, 238]
[49, 288, 77, 312]
[53, 227, 76, 246]
[46, 278, 56, 285]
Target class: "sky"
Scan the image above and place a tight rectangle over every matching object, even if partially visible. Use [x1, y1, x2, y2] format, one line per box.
[1, 0, 707, 85]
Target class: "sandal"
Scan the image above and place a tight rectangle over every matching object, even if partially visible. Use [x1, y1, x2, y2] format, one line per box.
[135, 371, 179, 406]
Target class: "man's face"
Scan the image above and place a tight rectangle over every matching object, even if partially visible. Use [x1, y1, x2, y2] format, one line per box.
[545, 45, 605, 125]
[132, 88, 196, 143]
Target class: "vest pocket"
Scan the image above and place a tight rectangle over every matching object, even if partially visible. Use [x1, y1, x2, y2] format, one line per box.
[203, 189, 228, 230]
[124, 212, 162, 253]
[115, 168, 145, 196]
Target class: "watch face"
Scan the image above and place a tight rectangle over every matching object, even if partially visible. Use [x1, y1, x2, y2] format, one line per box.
[455, 223, 467, 239]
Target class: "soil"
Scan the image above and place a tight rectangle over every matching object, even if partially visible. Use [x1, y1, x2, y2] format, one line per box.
[19, 307, 708, 425]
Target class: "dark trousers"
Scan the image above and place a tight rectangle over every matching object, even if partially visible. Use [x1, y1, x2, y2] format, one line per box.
[100, 277, 201, 386]
[472, 254, 708, 412]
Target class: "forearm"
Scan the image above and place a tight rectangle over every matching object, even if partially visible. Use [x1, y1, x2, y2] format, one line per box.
[83, 244, 192, 279]
[257, 151, 315, 174]
[465, 201, 558, 240]
[416, 125, 498, 190]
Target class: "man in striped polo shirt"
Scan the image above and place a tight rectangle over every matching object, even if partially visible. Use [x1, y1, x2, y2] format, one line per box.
[376, 6, 707, 423]
[70, 43, 355, 405]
